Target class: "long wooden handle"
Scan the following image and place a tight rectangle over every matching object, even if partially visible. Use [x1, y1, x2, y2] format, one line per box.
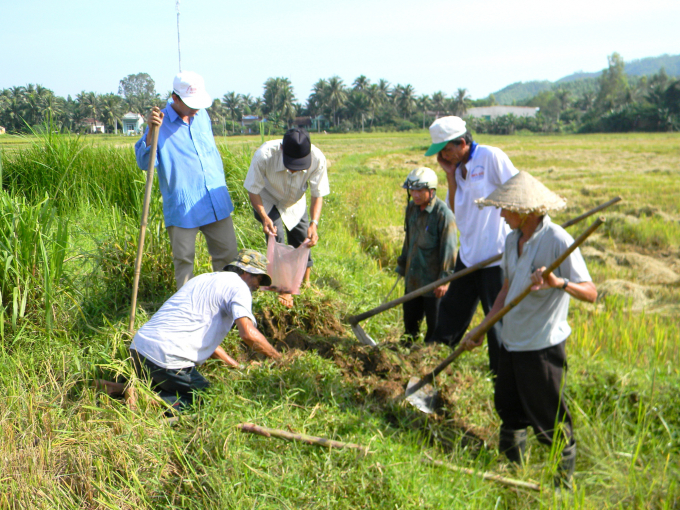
[128, 121, 160, 334]
[238, 423, 369, 455]
[405, 217, 605, 398]
[348, 198, 620, 325]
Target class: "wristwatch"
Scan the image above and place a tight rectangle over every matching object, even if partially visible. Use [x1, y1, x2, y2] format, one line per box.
[310, 219, 319, 226]
[561, 278, 570, 290]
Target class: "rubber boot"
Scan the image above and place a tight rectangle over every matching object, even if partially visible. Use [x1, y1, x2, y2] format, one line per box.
[499, 428, 527, 465]
[554, 442, 576, 491]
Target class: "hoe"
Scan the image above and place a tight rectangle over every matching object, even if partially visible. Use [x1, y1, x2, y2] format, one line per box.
[347, 197, 620, 347]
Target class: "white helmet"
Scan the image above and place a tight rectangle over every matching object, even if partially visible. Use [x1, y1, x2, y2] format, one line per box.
[402, 167, 438, 190]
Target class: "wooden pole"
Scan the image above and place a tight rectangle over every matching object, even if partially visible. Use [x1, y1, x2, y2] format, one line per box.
[404, 216, 605, 399]
[238, 423, 369, 456]
[422, 455, 541, 492]
[128, 118, 160, 334]
[348, 197, 620, 327]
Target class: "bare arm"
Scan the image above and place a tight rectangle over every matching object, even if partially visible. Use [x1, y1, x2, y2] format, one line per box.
[306, 196, 323, 247]
[530, 268, 598, 303]
[210, 345, 239, 367]
[248, 192, 277, 236]
[235, 317, 281, 359]
[461, 279, 509, 350]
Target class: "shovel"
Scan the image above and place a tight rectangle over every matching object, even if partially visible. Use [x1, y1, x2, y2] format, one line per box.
[402, 216, 605, 413]
[347, 197, 620, 346]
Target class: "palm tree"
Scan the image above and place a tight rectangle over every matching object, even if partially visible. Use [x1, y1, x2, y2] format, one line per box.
[77, 91, 101, 126]
[377, 79, 392, 104]
[222, 92, 242, 133]
[307, 79, 329, 118]
[99, 93, 124, 134]
[326, 76, 347, 126]
[263, 77, 296, 127]
[353, 75, 370, 91]
[452, 88, 471, 116]
[346, 90, 369, 131]
[417, 94, 432, 128]
[394, 84, 416, 120]
[431, 91, 447, 117]
[365, 84, 382, 128]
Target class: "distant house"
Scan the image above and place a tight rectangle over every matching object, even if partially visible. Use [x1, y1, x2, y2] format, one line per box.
[293, 116, 312, 128]
[0, 126, 5, 135]
[82, 118, 106, 134]
[466, 106, 539, 120]
[240, 115, 263, 134]
[122, 112, 144, 135]
[310, 115, 330, 132]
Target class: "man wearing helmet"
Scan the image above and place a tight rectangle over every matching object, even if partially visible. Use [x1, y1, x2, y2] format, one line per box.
[396, 167, 457, 343]
[425, 116, 518, 374]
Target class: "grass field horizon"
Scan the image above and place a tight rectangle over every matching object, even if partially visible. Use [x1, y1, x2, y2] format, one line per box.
[0, 129, 678, 508]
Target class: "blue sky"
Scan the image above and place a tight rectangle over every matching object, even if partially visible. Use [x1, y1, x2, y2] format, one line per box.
[3, 0, 679, 101]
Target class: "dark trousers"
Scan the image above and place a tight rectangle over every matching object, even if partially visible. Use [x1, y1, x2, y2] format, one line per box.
[494, 343, 574, 447]
[130, 349, 210, 409]
[254, 205, 312, 268]
[403, 295, 440, 343]
[431, 254, 503, 374]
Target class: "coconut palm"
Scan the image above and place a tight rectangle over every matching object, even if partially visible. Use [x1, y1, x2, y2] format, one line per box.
[77, 91, 101, 124]
[365, 84, 383, 128]
[353, 75, 370, 91]
[99, 93, 124, 134]
[394, 84, 416, 120]
[346, 90, 369, 130]
[452, 88, 471, 116]
[431, 91, 447, 117]
[222, 92, 242, 133]
[263, 77, 296, 127]
[326, 76, 347, 126]
[377, 79, 392, 104]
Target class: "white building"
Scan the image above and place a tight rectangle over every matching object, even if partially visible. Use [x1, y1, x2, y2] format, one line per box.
[82, 118, 105, 134]
[467, 106, 539, 120]
[122, 112, 144, 135]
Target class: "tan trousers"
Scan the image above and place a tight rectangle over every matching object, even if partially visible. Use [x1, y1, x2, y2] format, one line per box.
[167, 216, 238, 290]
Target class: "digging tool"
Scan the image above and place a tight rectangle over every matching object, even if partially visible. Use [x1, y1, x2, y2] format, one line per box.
[347, 197, 620, 345]
[402, 216, 605, 413]
[128, 113, 160, 334]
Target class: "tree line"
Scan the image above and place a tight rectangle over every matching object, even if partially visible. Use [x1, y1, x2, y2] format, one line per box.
[2, 55, 679, 136]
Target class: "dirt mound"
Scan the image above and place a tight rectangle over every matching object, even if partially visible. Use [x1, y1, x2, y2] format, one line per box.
[257, 295, 346, 342]
[598, 279, 655, 310]
[613, 252, 680, 285]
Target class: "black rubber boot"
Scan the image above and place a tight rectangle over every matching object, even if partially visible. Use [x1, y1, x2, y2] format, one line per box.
[499, 428, 527, 465]
[554, 442, 576, 491]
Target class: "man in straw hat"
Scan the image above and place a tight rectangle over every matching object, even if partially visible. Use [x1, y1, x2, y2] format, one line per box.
[99, 250, 281, 411]
[460, 171, 597, 489]
[396, 167, 457, 344]
[425, 116, 518, 374]
[136, 71, 238, 290]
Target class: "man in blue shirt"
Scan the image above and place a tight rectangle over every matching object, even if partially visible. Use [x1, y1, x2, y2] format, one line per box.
[135, 71, 237, 289]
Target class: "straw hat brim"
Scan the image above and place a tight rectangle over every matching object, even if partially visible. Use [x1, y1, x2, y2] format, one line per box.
[475, 171, 567, 215]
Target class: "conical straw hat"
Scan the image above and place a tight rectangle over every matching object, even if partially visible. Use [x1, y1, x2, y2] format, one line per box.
[475, 171, 567, 214]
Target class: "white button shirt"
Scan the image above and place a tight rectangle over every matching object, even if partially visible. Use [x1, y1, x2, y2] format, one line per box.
[244, 140, 330, 231]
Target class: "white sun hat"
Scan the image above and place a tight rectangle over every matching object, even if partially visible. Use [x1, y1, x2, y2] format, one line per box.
[172, 71, 212, 109]
[425, 116, 467, 156]
[475, 171, 567, 215]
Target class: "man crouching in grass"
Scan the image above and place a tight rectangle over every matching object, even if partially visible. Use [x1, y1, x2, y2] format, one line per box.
[100, 249, 281, 412]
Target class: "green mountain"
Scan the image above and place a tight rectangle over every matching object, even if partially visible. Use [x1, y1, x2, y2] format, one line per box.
[490, 54, 680, 104]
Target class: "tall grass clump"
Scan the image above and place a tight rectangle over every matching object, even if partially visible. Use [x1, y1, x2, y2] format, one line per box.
[1, 125, 142, 215]
[0, 192, 68, 331]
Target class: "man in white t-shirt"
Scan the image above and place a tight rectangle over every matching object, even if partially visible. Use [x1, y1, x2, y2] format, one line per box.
[425, 116, 518, 375]
[101, 250, 281, 411]
[244, 128, 330, 307]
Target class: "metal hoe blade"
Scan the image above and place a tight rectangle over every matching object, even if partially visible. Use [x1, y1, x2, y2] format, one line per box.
[350, 323, 377, 347]
[405, 377, 438, 414]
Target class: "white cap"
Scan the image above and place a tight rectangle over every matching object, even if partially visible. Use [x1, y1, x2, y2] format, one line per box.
[425, 116, 467, 156]
[172, 71, 212, 109]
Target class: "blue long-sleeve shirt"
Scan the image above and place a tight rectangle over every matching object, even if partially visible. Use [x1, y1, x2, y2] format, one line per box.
[135, 105, 234, 228]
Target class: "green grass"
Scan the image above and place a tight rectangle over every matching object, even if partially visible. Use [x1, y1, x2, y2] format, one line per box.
[0, 130, 678, 508]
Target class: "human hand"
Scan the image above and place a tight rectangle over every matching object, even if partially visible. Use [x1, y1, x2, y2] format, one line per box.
[306, 223, 319, 247]
[434, 283, 449, 299]
[262, 216, 277, 237]
[437, 151, 456, 176]
[146, 107, 164, 128]
[460, 325, 485, 351]
[530, 266, 560, 291]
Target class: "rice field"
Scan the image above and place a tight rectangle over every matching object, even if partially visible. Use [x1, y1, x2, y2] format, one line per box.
[0, 129, 678, 508]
